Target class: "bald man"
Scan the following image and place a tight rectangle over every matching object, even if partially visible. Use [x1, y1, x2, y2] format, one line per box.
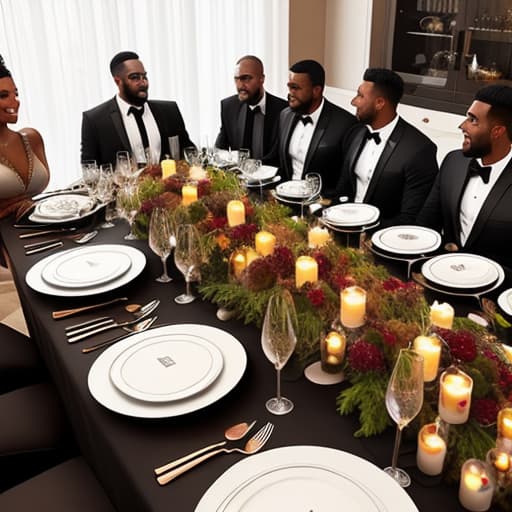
[215, 55, 287, 162]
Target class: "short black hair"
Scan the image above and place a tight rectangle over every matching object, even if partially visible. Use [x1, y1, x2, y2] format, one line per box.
[289, 59, 325, 88]
[0, 55, 12, 79]
[236, 55, 264, 74]
[363, 68, 404, 107]
[475, 85, 512, 139]
[110, 51, 139, 76]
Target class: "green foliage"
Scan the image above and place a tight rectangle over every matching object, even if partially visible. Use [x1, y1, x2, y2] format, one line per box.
[208, 169, 242, 194]
[253, 201, 292, 226]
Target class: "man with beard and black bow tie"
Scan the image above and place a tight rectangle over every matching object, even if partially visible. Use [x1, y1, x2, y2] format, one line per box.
[417, 85, 512, 272]
[215, 55, 287, 162]
[81, 51, 194, 167]
[334, 68, 438, 227]
[275, 59, 357, 194]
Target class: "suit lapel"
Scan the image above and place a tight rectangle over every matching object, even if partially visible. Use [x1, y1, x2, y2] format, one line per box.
[347, 128, 368, 192]
[237, 104, 248, 149]
[109, 99, 130, 151]
[303, 106, 329, 173]
[281, 111, 297, 179]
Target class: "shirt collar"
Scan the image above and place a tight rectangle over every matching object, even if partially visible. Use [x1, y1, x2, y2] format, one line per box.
[116, 95, 145, 116]
[477, 146, 512, 176]
[302, 98, 324, 126]
[366, 114, 399, 144]
[248, 91, 266, 115]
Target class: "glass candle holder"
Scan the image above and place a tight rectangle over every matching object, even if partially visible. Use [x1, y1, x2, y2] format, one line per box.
[321, 331, 347, 373]
[228, 247, 259, 281]
[438, 367, 473, 424]
[459, 459, 495, 511]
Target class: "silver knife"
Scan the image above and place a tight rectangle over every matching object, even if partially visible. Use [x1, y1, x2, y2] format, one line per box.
[19, 227, 77, 239]
[25, 241, 63, 255]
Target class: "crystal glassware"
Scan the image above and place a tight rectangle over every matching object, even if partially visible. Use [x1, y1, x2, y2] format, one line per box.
[300, 172, 322, 218]
[261, 288, 298, 415]
[148, 208, 174, 283]
[384, 348, 424, 487]
[173, 224, 202, 304]
[116, 184, 141, 240]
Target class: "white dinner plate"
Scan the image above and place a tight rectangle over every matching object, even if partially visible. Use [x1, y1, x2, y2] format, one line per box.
[195, 446, 418, 512]
[244, 175, 281, 188]
[34, 194, 94, 219]
[371, 225, 441, 255]
[270, 190, 320, 206]
[25, 244, 146, 297]
[245, 165, 279, 183]
[109, 332, 224, 402]
[41, 246, 132, 289]
[322, 203, 380, 227]
[275, 180, 312, 199]
[421, 253, 502, 290]
[498, 288, 512, 316]
[88, 324, 246, 418]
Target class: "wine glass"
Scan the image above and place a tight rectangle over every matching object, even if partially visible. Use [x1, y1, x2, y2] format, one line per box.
[261, 289, 298, 415]
[173, 224, 202, 304]
[384, 348, 424, 487]
[240, 158, 263, 197]
[81, 160, 99, 199]
[114, 151, 134, 186]
[96, 164, 116, 228]
[184, 146, 200, 165]
[116, 184, 141, 240]
[148, 208, 174, 283]
[300, 172, 322, 218]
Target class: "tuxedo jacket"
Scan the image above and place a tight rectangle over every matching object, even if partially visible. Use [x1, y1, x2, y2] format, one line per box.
[81, 97, 195, 166]
[276, 99, 357, 193]
[335, 118, 438, 227]
[215, 92, 287, 163]
[417, 150, 512, 271]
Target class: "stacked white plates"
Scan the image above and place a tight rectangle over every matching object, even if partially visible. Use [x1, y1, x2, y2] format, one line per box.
[88, 324, 247, 418]
[25, 244, 146, 296]
[421, 253, 504, 293]
[273, 180, 320, 204]
[245, 165, 278, 183]
[29, 193, 101, 224]
[322, 203, 380, 229]
[371, 225, 441, 257]
[196, 446, 418, 511]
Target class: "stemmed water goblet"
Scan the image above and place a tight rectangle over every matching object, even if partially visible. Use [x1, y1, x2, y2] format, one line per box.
[384, 348, 424, 487]
[261, 288, 298, 415]
[148, 208, 174, 283]
[184, 146, 200, 165]
[114, 151, 135, 186]
[116, 184, 141, 240]
[173, 224, 202, 304]
[96, 163, 116, 228]
[299, 172, 322, 218]
[240, 158, 263, 197]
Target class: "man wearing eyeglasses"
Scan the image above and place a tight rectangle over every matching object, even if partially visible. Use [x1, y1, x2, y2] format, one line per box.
[81, 51, 194, 167]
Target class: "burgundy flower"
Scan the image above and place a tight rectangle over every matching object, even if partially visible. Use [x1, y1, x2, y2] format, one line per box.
[306, 288, 325, 308]
[436, 328, 478, 362]
[471, 398, 500, 426]
[348, 340, 386, 373]
[312, 251, 331, 280]
[209, 216, 228, 230]
[230, 223, 258, 244]
[382, 277, 405, 291]
[269, 247, 295, 278]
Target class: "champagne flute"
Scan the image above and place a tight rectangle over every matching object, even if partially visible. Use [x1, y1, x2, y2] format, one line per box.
[384, 348, 424, 487]
[173, 224, 202, 304]
[116, 184, 141, 240]
[261, 289, 298, 415]
[148, 208, 173, 283]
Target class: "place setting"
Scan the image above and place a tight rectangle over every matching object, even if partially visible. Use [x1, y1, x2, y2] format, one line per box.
[271, 173, 322, 218]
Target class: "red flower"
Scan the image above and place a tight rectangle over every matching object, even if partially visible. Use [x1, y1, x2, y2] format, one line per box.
[306, 288, 325, 308]
[332, 274, 356, 291]
[208, 216, 228, 230]
[381, 327, 397, 346]
[269, 247, 295, 278]
[471, 398, 500, 426]
[436, 328, 477, 362]
[348, 340, 386, 373]
[229, 223, 258, 244]
[312, 251, 331, 280]
[382, 277, 406, 291]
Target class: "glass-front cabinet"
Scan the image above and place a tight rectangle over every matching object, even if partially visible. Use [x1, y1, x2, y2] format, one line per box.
[371, 0, 512, 114]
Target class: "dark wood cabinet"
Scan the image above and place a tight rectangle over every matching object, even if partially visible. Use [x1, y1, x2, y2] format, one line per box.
[371, 0, 512, 114]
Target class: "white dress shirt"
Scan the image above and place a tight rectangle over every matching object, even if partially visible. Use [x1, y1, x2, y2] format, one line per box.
[289, 99, 324, 180]
[459, 147, 512, 246]
[116, 95, 161, 164]
[354, 115, 400, 202]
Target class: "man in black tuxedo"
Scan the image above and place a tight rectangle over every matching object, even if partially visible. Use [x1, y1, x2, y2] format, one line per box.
[417, 85, 512, 272]
[81, 51, 194, 167]
[215, 55, 287, 162]
[276, 60, 357, 194]
[334, 68, 438, 227]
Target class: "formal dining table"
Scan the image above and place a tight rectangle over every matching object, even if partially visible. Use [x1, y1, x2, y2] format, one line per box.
[0, 216, 469, 511]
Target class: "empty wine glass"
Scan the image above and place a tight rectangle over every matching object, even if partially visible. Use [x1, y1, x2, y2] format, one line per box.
[384, 348, 424, 487]
[149, 208, 174, 283]
[116, 184, 141, 240]
[81, 161, 99, 199]
[300, 172, 322, 219]
[173, 224, 202, 304]
[261, 289, 298, 415]
[96, 164, 116, 228]
[114, 151, 134, 186]
[184, 146, 200, 165]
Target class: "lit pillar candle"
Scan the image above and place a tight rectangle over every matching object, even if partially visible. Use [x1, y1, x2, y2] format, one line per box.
[413, 335, 442, 382]
[295, 256, 318, 288]
[231, 252, 246, 278]
[181, 184, 198, 206]
[459, 459, 495, 512]
[430, 301, 454, 329]
[416, 423, 447, 476]
[340, 286, 366, 329]
[255, 231, 276, 256]
[308, 226, 330, 248]
[227, 200, 245, 227]
[498, 408, 512, 440]
[321, 331, 347, 372]
[161, 159, 176, 178]
[438, 369, 473, 424]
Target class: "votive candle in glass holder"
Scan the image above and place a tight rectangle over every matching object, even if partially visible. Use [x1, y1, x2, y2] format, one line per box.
[181, 183, 198, 206]
[255, 231, 276, 256]
[487, 448, 511, 474]
[438, 368, 473, 424]
[295, 256, 318, 288]
[416, 423, 447, 475]
[498, 408, 512, 440]
[228, 247, 259, 280]
[321, 331, 346, 373]
[430, 300, 454, 329]
[340, 286, 366, 329]
[459, 459, 495, 511]
[413, 334, 442, 382]
[227, 200, 245, 227]
[308, 226, 330, 248]
[161, 158, 176, 178]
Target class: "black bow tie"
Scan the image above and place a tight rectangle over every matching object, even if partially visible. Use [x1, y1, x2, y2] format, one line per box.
[365, 129, 381, 145]
[300, 116, 313, 126]
[468, 158, 492, 184]
[128, 105, 144, 117]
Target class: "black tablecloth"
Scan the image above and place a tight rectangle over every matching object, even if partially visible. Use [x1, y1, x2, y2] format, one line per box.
[1, 219, 466, 511]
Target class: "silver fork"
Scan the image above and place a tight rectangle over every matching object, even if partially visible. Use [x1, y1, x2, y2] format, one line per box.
[156, 422, 274, 485]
